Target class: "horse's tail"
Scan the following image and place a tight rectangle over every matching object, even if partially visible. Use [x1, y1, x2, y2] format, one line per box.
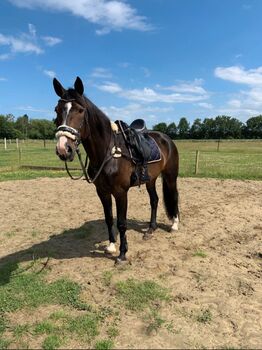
[161, 140, 179, 220]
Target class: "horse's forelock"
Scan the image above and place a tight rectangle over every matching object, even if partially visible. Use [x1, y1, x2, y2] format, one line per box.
[61, 89, 86, 107]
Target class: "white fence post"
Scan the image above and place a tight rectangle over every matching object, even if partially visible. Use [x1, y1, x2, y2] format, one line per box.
[16, 138, 19, 149]
[4, 138, 7, 150]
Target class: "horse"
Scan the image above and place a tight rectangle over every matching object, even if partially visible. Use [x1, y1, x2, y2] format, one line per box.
[53, 76, 179, 264]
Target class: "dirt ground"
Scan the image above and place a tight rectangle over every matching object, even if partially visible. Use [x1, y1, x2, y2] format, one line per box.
[0, 177, 261, 349]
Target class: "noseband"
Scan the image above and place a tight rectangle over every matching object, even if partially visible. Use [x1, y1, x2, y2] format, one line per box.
[55, 98, 84, 144]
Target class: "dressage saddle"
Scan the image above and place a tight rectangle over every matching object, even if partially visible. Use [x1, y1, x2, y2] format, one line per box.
[116, 119, 152, 183]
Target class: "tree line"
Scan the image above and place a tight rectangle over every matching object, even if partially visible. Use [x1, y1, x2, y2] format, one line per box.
[0, 113, 262, 140]
[0, 114, 55, 139]
[153, 115, 262, 139]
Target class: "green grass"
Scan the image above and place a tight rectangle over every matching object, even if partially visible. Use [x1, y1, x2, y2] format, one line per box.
[176, 140, 262, 180]
[34, 321, 58, 335]
[0, 262, 90, 313]
[144, 309, 165, 335]
[102, 271, 113, 287]
[196, 309, 212, 323]
[193, 250, 207, 258]
[115, 278, 170, 311]
[94, 339, 114, 350]
[0, 337, 11, 349]
[0, 260, 128, 348]
[0, 139, 262, 180]
[42, 334, 63, 350]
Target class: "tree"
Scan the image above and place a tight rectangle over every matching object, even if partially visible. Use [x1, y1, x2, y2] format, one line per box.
[0, 115, 19, 138]
[201, 118, 216, 139]
[152, 122, 168, 134]
[177, 117, 190, 139]
[166, 122, 177, 139]
[213, 116, 243, 139]
[15, 114, 29, 139]
[190, 118, 203, 139]
[28, 119, 56, 139]
[244, 115, 262, 138]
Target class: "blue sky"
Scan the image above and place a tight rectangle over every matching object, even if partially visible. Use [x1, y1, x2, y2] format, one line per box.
[1, 0, 262, 127]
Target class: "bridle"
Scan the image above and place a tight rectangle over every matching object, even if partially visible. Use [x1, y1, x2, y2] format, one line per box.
[55, 98, 114, 183]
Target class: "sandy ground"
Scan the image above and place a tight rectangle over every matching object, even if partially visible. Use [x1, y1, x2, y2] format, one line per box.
[0, 177, 261, 349]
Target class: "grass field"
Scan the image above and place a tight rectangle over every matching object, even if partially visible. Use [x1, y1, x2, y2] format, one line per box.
[0, 139, 261, 181]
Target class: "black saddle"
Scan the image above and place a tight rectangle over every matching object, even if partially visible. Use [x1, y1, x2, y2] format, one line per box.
[129, 118, 147, 132]
[116, 119, 151, 163]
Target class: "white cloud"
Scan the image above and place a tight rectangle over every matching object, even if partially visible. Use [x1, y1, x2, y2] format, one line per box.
[97, 81, 122, 93]
[215, 65, 262, 118]
[141, 67, 151, 78]
[0, 77, 7, 81]
[0, 23, 62, 58]
[9, 0, 152, 35]
[198, 102, 213, 109]
[101, 103, 174, 125]
[159, 79, 207, 95]
[43, 69, 56, 78]
[15, 105, 53, 114]
[42, 36, 62, 46]
[0, 31, 43, 54]
[0, 53, 11, 60]
[215, 65, 262, 86]
[91, 67, 112, 79]
[96, 80, 209, 104]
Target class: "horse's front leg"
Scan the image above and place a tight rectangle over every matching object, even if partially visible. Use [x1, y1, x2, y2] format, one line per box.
[143, 180, 158, 240]
[114, 190, 128, 263]
[96, 188, 116, 254]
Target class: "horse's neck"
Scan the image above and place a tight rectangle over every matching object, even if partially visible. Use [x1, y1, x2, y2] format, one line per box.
[83, 109, 112, 165]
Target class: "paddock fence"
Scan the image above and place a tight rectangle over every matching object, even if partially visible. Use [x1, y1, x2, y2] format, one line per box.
[0, 138, 262, 180]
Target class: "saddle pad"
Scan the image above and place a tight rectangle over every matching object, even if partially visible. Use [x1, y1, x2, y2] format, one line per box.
[128, 134, 161, 164]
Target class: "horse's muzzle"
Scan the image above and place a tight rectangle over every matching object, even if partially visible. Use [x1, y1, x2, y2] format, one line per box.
[56, 143, 75, 162]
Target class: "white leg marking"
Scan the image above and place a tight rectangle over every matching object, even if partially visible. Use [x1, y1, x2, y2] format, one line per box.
[105, 242, 116, 254]
[171, 216, 179, 231]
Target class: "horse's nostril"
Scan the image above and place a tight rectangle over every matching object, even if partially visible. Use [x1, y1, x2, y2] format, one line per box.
[66, 144, 73, 154]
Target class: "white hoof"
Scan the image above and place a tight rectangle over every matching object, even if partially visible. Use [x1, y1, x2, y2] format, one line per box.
[171, 217, 179, 231]
[105, 242, 117, 254]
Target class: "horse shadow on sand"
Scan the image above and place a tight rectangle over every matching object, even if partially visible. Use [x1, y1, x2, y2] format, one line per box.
[0, 219, 170, 285]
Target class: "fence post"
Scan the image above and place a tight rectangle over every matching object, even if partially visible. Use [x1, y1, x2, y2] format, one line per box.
[18, 147, 22, 166]
[4, 138, 7, 150]
[16, 138, 19, 149]
[217, 140, 220, 152]
[195, 150, 200, 175]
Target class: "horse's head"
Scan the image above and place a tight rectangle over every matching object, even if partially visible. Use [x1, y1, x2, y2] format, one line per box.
[53, 76, 87, 162]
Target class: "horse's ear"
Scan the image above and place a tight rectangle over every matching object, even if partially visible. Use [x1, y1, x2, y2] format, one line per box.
[74, 76, 84, 95]
[53, 78, 66, 97]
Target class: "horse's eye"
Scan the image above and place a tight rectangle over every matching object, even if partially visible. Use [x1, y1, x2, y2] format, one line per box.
[79, 108, 84, 113]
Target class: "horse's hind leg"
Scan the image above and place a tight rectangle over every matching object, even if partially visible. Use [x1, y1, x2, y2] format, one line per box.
[96, 189, 117, 254]
[162, 173, 179, 232]
[143, 180, 159, 240]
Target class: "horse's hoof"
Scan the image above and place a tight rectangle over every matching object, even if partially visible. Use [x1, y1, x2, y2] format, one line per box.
[143, 233, 153, 240]
[115, 257, 129, 266]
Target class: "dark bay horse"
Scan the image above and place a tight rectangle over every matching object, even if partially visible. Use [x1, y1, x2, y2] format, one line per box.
[53, 77, 179, 263]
